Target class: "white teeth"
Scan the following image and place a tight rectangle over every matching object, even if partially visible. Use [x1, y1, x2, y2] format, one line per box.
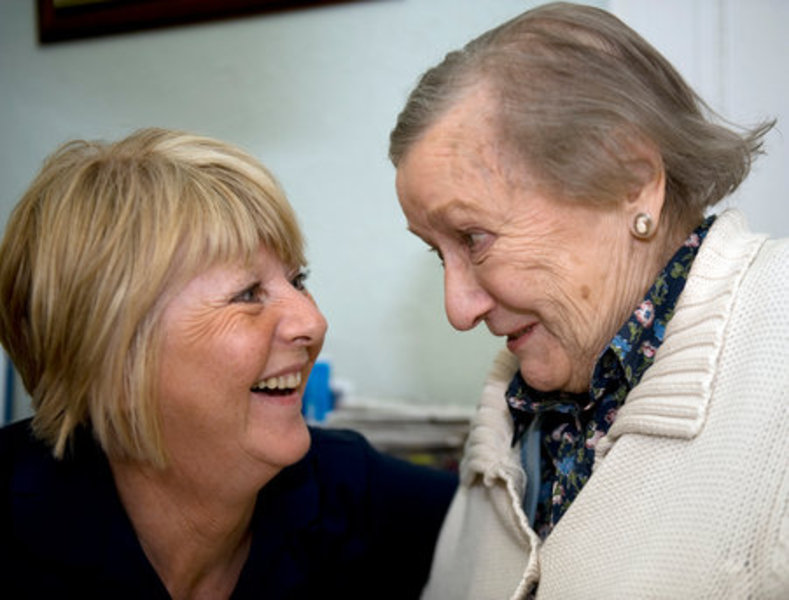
[254, 372, 302, 391]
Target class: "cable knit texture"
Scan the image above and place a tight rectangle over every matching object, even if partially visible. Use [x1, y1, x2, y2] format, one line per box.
[421, 210, 789, 600]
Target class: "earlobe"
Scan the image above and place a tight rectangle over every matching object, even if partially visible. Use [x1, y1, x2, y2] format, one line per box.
[627, 153, 665, 241]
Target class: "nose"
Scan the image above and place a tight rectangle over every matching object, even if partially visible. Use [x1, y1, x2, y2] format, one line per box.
[443, 260, 494, 331]
[280, 287, 328, 348]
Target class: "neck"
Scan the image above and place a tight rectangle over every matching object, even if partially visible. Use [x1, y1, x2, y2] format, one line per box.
[110, 458, 259, 599]
[577, 219, 696, 392]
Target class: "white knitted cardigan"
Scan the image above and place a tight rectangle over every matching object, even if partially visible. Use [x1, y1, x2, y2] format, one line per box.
[422, 210, 789, 600]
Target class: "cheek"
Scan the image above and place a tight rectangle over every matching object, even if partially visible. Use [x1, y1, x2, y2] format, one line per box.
[159, 313, 275, 398]
[193, 309, 271, 355]
[530, 245, 601, 313]
[500, 255, 601, 346]
[484, 248, 567, 310]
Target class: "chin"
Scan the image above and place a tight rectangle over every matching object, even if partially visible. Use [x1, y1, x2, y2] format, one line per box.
[262, 419, 312, 468]
[517, 344, 579, 392]
[518, 362, 566, 393]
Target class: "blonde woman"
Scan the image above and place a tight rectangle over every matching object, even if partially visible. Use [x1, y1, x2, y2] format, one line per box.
[0, 128, 455, 599]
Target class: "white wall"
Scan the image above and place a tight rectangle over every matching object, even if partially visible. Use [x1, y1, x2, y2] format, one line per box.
[0, 0, 785, 417]
[609, 0, 789, 237]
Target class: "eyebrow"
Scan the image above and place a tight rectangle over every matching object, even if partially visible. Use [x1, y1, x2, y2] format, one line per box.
[405, 198, 481, 247]
[425, 198, 481, 227]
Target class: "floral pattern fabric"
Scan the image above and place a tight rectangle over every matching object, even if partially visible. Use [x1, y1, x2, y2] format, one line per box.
[507, 216, 714, 539]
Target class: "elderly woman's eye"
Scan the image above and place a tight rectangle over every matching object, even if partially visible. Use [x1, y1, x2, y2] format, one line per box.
[291, 269, 309, 291]
[462, 231, 487, 250]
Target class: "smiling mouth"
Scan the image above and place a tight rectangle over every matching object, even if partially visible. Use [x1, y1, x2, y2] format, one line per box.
[507, 323, 536, 342]
[251, 372, 302, 397]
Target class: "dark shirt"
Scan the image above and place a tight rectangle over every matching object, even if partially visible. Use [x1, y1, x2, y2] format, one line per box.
[507, 217, 713, 538]
[0, 418, 457, 599]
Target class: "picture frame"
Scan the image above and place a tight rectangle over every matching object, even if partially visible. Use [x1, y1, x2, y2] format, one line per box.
[37, 0, 368, 44]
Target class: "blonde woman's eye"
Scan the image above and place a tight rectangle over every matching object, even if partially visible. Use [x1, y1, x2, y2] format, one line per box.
[291, 269, 309, 291]
[232, 283, 262, 303]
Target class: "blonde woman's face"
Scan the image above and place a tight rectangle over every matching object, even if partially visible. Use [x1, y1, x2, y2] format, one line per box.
[155, 244, 326, 482]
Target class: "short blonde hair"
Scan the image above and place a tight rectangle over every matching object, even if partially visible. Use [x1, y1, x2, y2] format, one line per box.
[0, 128, 305, 466]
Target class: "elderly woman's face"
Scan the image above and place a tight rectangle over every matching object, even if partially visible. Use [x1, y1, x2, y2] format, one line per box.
[156, 243, 327, 477]
[396, 89, 638, 393]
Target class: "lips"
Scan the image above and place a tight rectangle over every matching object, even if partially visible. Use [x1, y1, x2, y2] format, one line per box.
[506, 323, 536, 352]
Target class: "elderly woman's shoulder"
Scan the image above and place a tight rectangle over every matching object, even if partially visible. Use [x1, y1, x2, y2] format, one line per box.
[761, 234, 789, 267]
[745, 232, 789, 292]
[722, 228, 789, 375]
[712, 210, 789, 293]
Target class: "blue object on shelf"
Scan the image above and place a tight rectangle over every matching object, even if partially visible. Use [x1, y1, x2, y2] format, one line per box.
[302, 360, 332, 423]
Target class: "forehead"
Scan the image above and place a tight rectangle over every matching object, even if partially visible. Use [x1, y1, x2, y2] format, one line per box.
[165, 244, 280, 306]
[395, 90, 525, 231]
[408, 85, 502, 171]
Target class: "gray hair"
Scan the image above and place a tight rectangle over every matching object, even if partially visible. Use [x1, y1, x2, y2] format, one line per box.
[390, 2, 774, 228]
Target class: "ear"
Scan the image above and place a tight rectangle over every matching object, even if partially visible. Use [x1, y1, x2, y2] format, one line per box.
[625, 146, 666, 239]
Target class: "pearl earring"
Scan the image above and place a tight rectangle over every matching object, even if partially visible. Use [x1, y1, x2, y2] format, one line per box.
[632, 212, 654, 239]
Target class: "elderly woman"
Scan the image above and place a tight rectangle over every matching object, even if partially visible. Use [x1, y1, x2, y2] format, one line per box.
[390, 3, 788, 599]
[0, 128, 456, 598]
